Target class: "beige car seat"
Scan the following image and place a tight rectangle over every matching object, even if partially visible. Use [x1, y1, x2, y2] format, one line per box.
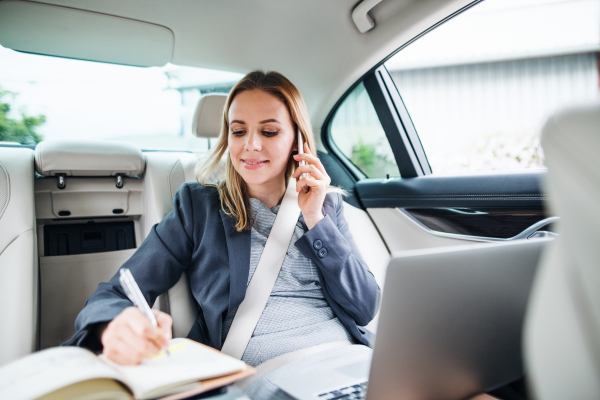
[524, 102, 600, 399]
[34, 128, 219, 347]
[34, 139, 146, 349]
[0, 147, 38, 366]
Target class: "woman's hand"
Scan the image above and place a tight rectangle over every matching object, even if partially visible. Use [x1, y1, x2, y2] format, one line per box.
[100, 307, 172, 365]
[292, 142, 331, 229]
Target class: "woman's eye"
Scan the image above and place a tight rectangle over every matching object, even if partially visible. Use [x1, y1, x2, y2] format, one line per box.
[231, 130, 245, 136]
[262, 130, 279, 137]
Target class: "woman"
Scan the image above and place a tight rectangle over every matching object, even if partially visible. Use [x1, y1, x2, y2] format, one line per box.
[65, 70, 380, 398]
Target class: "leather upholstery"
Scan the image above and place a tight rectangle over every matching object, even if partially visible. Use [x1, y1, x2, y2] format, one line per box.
[39, 249, 136, 349]
[35, 139, 145, 176]
[341, 201, 389, 332]
[0, 148, 37, 366]
[524, 102, 600, 399]
[192, 93, 227, 138]
[142, 152, 198, 236]
[33, 144, 199, 347]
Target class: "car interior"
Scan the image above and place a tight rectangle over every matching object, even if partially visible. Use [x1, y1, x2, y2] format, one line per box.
[0, 0, 599, 399]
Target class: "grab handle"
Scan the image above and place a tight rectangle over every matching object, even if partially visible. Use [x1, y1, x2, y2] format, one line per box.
[511, 216, 560, 240]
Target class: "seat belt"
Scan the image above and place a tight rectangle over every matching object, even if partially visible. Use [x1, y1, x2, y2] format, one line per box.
[221, 179, 301, 359]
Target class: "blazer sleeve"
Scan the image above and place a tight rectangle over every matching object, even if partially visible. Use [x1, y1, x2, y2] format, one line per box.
[63, 183, 196, 351]
[294, 193, 380, 326]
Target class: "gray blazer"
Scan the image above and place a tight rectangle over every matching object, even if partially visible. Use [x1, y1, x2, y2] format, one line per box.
[64, 183, 380, 352]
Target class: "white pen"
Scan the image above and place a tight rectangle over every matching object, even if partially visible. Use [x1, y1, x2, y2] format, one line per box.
[119, 268, 170, 357]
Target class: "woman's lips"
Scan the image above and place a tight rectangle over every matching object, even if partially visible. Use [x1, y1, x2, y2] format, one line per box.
[242, 159, 269, 170]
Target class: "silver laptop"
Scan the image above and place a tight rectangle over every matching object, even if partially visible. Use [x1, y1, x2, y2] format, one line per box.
[273, 239, 547, 400]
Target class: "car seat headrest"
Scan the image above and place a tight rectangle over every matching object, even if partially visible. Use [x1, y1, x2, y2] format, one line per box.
[524, 101, 600, 399]
[34, 139, 146, 177]
[192, 93, 227, 138]
[542, 102, 600, 277]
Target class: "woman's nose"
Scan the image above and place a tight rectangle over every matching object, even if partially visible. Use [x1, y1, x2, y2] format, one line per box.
[245, 131, 262, 151]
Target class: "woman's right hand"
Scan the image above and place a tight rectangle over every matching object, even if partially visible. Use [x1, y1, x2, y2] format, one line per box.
[100, 307, 173, 365]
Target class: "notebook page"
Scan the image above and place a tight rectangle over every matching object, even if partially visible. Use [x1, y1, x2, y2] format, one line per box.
[101, 338, 246, 399]
[0, 347, 124, 400]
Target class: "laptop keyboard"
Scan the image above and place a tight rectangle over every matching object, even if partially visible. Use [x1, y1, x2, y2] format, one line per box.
[317, 382, 368, 400]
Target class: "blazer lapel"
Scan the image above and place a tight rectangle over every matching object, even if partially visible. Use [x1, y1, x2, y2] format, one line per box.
[219, 209, 251, 314]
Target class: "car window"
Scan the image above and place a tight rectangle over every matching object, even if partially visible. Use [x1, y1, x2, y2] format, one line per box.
[385, 0, 600, 175]
[329, 82, 401, 178]
[0, 45, 243, 154]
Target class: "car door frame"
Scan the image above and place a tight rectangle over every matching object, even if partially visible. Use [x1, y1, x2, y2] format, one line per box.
[320, 43, 551, 245]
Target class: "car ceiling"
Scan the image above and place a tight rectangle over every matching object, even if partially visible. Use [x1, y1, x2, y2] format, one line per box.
[2, 0, 474, 130]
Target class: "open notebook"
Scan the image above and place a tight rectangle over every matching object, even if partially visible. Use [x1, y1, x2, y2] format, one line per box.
[0, 338, 255, 400]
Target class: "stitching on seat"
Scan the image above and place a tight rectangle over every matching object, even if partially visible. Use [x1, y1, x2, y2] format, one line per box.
[0, 161, 10, 221]
[39, 145, 43, 173]
[168, 159, 184, 201]
[195, 98, 207, 136]
[0, 229, 34, 258]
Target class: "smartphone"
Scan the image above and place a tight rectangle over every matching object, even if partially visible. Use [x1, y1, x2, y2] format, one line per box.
[297, 128, 309, 192]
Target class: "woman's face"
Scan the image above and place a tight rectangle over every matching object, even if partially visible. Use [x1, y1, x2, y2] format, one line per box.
[228, 89, 296, 189]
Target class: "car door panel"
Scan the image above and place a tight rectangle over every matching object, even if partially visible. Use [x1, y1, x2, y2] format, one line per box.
[355, 170, 550, 248]
[356, 170, 545, 209]
[356, 171, 550, 252]
[367, 207, 480, 253]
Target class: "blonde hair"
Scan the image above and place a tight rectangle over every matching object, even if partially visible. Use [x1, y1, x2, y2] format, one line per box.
[196, 70, 344, 232]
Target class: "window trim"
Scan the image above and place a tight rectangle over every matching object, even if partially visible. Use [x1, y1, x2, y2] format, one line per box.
[379, 66, 431, 175]
[321, 0, 483, 180]
[324, 66, 430, 180]
[363, 67, 426, 178]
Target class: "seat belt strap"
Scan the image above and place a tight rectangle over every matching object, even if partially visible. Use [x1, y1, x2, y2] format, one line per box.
[221, 179, 300, 359]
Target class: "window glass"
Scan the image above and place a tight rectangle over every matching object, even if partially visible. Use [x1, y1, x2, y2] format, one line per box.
[0, 45, 244, 155]
[385, 0, 600, 174]
[330, 82, 400, 178]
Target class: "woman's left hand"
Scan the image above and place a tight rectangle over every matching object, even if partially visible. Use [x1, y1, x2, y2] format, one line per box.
[292, 143, 331, 230]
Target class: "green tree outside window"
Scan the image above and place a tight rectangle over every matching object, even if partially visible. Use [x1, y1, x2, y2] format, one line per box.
[0, 87, 45, 145]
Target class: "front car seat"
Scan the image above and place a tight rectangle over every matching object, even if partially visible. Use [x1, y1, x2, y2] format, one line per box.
[524, 102, 600, 399]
